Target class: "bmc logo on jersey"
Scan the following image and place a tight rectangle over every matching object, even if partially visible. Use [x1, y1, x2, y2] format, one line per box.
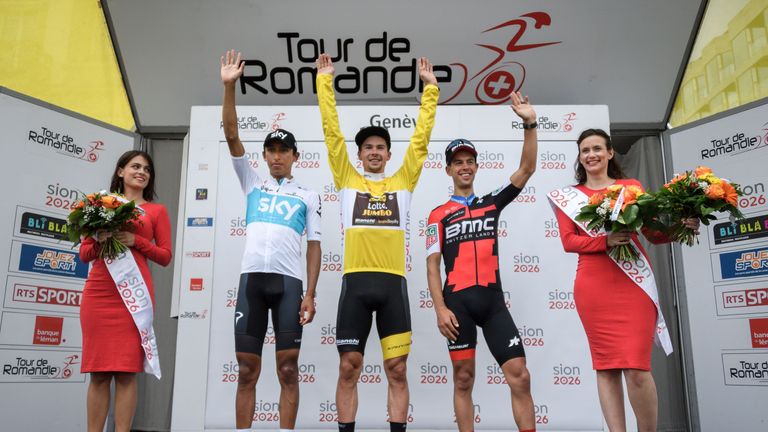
[445, 218, 495, 241]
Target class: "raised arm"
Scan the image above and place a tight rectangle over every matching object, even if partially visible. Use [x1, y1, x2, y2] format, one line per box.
[509, 91, 537, 189]
[315, 53, 355, 189]
[221, 49, 246, 157]
[394, 57, 440, 191]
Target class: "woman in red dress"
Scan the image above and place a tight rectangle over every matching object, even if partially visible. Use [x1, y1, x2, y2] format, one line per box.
[79, 150, 172, 432]
[552, 129, 697, 432]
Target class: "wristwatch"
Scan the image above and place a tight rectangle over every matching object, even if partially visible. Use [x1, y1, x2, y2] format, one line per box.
[522, 121, 538, 130]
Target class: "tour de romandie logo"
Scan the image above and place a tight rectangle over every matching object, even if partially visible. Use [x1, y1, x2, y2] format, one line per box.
[352, 192, 400, 226]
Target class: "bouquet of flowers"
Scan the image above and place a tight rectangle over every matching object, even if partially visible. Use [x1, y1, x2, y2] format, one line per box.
[575, 184, 658, 261]
[654, 166, 743, 246]
[67, 191, 144, 259]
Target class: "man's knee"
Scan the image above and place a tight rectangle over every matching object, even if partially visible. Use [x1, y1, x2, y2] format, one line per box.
[338, 353, 363, 383]
[237, 354, 261, 387]
[503, 359, 531, 389]
[385, 357, 408, 384]
[453, 365, 475, 393]
[276, 361, 298, 386]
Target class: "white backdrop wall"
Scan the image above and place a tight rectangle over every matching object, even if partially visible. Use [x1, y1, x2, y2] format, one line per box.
[0, 88, 135, 430]
[666, 99, 768, 431]
[172, 103, 611, 431]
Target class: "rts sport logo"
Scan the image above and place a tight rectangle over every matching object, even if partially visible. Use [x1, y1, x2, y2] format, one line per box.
[28, 126, 104, 162]
[12, 283, 81, 307]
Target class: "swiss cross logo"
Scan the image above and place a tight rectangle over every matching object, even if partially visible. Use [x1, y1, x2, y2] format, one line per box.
[190, 278, 204, 291]
[33, 316, 63, 345]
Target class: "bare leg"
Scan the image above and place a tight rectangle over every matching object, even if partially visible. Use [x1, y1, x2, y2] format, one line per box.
[624, 369, 658, 432]
[501, 357, 535, 430]
[451, 358, 475, 432]
[336, 351, 363, 423]
[596, 369, 626, 432]
[383, 355, 409, 422]
[235, 352, 262, 429]
[276, 349, 300, 429]
[87, 372, 113, 432]
[113, 372, 138, 432]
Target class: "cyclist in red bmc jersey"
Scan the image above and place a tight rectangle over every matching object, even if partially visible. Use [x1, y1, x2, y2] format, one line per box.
[425, 91, 538, 432]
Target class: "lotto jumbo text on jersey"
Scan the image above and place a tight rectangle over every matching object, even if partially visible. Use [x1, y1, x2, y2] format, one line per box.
[317, 73, 439, 276]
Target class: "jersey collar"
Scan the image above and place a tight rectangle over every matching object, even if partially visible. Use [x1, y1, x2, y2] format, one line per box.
[363, 171, 385, 181]
[450, 193, 476, 206]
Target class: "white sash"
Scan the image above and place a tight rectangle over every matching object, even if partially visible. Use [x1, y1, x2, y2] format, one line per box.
[105, 249, 162, 378]
[547, 186, 673, 355]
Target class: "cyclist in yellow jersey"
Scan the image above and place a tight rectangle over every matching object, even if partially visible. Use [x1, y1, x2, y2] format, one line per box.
[315, 53, 439, 432]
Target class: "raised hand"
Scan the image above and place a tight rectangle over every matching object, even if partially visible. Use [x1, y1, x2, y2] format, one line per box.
[315, 53, 335, 75]
[220, 49, 245, 85]
[510, 91, 536, 124]
[418, 57, 437, 86]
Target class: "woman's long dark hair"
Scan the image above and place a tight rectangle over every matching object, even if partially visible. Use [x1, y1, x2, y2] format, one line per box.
[110, 150, 156, 202]
[574, 128, 626, 184]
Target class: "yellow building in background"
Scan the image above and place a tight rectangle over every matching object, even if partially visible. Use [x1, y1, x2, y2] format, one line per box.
[0, 0, 135, 131]
[670, 0, 768, 127]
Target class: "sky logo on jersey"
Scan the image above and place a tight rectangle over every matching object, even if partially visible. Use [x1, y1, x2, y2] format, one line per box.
[19, 244, 88, 279]
[720, 247, 768, 280]
[246, 190, 306, 234]
[187, 217, 213, 227]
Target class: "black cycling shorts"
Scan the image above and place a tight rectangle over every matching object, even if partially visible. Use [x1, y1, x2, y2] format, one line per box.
[444, 287, 525, 366]
[336, 272, 411, 359]
[234, 272, 303, 355]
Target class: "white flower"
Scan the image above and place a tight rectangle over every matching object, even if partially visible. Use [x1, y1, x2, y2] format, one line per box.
[599, 199, 611, 211]
[698, 181, 709, 191]
[596, 207, 608, 217]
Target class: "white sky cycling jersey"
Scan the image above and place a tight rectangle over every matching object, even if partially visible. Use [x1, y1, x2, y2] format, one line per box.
[232, 156, 321, 280]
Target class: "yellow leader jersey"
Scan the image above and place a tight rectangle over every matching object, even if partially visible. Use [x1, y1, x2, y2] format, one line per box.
[316, 73, 440, 276]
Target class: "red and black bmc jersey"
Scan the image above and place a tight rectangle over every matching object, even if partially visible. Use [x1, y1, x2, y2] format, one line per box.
[426, 182, 522, 293]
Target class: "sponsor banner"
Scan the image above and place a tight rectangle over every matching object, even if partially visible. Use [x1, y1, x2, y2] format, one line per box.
[184, 251, 212, 259]
[668, 99, 768, 430]
[189, 278, 204, 292]
[14, 206, 70, 243]
[4, 275, 83, 313]
[710, 212, 768, 248]
[0, 311, 81, 348]
[715, 282, 768, 317]
[9, 241, 88, 280]
[187, 217, 214, 227]
[714, 247, 768, 281]
[195, 188, 208, 200]
[750, 318, 768, 349]
[0, 348, 84, 383]
[722, 352, 768, 386]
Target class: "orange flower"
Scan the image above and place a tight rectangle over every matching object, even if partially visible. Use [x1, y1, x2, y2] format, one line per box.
[621, 187, 638, 210]
[721, 182, 738, 206]
[100, 195, 120, 209]
[665, 173, 688, 188]
[73, 200, 85, 210]
[694, 166, 713, 177]
[706, 183, 725, 200]
[588, 192, 605, 205]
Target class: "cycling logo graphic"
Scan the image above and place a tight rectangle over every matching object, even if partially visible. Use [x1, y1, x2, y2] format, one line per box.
[443, 11, 561, 105]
